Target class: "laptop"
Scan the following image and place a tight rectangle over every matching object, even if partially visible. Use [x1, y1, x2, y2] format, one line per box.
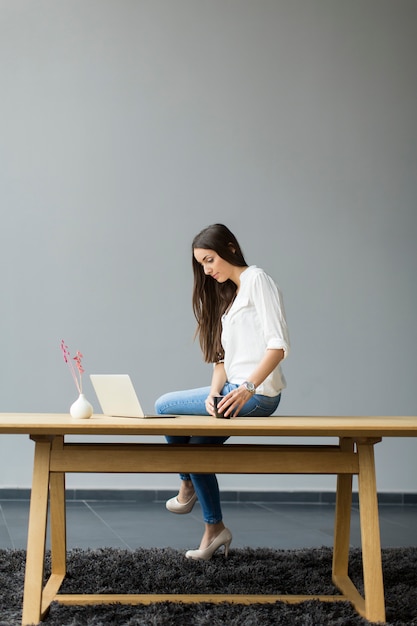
[90, 374, 177, 419]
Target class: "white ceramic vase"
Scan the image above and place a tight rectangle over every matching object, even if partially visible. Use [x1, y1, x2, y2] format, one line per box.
[70, 393, 93, 419]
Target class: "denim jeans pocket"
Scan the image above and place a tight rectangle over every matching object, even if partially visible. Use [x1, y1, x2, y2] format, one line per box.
[240, 393, 281, 417]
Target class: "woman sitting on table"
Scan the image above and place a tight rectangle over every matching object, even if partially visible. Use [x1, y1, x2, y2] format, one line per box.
[155, 223, 290, 561]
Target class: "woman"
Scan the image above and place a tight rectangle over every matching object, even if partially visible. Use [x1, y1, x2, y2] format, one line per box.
[155, 224, 290, 560]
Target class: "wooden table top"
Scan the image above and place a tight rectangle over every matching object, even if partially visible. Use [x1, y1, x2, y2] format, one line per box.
[0, 414, 417, 437]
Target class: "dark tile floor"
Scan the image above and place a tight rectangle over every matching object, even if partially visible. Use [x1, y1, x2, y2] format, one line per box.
[1, 497, 416, 551]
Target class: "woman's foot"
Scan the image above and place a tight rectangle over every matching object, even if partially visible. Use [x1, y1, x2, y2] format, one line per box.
[166, 492, 197, 514]
[166, 480, 197, 514]
[198, 521, 226, 550]
[185, 527, 232, 561]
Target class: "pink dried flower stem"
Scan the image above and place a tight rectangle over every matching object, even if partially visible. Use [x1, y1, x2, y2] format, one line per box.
[61, 340, 84, 394]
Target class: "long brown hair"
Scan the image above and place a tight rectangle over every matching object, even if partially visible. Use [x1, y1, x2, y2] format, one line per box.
[192, 224, 247, 362]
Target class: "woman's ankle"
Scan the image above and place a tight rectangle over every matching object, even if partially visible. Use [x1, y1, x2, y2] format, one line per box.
[203, 522, 225, 542]
[178, 480, 195, 503]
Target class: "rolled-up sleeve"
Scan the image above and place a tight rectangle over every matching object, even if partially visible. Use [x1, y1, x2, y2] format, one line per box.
[251, 271, 290, 359]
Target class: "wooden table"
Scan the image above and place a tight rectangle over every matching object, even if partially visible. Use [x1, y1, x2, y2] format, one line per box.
[1, 413, 417, 625]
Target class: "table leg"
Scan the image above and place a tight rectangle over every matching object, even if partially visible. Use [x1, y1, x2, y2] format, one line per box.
[357, 439, 385, 623]
[22, 437, 52, 626]
[41, 438, 67, 615]
[332, 438, 367, 614]
[332, 438, 353, 578]
[50, 437, 67, 576]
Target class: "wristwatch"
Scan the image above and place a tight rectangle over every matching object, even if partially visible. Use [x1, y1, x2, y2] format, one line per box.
[242, 381, 256, 394]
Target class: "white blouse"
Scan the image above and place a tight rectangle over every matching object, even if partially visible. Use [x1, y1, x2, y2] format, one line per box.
[221, 265, 290, 397]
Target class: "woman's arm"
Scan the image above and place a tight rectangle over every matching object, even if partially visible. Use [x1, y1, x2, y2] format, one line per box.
[219, 348, 284, 417]
[246, 348, 284, 390]
[205, 362, 228, 416]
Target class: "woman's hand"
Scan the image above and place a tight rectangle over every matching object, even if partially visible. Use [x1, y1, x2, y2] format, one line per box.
[205, 395, 217, 416]
[216, 386, 253, 418]
[207, 362, 227, 416]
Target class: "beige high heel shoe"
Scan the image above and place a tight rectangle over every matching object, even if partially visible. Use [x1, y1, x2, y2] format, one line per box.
[166, 492, 197, 514]
[185, 528, 232, 561]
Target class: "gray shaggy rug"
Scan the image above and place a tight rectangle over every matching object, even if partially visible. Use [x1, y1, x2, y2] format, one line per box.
[1, 547, 417, 625]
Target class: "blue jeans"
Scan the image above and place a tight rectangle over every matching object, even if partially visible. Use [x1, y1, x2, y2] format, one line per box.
[155, 383, 281, 524]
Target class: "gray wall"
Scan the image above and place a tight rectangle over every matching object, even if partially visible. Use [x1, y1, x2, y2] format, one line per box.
[1, 0, 416, 493]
